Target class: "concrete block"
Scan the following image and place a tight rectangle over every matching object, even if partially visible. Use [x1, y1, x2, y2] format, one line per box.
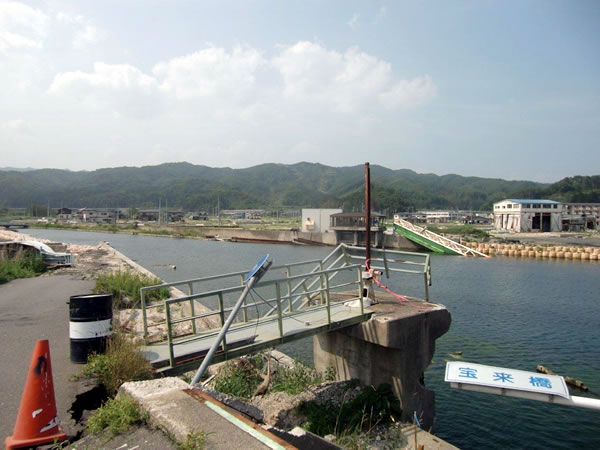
[313, 297, 451, 431]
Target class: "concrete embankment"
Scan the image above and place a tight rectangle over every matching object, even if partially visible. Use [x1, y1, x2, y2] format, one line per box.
[462, 241, 600, 261]
[198, 227, 420, 250]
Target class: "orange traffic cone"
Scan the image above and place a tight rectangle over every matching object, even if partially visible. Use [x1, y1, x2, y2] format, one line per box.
[5, 339, 67, 449]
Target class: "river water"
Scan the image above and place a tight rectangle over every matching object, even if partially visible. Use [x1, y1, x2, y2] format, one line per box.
[24, 229, 600, 449]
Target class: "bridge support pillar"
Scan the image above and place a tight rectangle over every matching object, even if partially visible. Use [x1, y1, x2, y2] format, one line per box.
[313, 298, 450, 431]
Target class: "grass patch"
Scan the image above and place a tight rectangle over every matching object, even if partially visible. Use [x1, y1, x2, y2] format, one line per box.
[427, 224, 489, 239]
[298, 384, 402, 438]
[0, 253, 46, 284]
[85, 396, 148, 435]
[94, 269, 169, 309]
[79, 331, 154, 396]
[212, 354, 335, 399]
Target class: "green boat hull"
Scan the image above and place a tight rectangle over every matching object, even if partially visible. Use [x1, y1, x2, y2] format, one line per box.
[393, 223, 461, 255]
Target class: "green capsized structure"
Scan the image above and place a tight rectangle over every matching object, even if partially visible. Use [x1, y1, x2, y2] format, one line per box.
[393, 218, 488, 257]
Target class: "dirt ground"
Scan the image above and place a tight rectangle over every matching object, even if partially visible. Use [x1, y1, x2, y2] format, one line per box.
[489, 230, 600, 247]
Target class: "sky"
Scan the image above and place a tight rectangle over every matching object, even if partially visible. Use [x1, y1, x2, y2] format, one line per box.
[0, 1, 599, 182]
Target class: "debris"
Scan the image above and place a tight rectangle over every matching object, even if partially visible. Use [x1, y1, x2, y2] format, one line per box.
[536, 365, 588, 392]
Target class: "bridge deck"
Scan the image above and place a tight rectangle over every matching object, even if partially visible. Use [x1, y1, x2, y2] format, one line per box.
[142, 301, 372, 375]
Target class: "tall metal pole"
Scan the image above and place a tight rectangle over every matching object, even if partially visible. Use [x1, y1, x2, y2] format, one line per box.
[190, 276, 257, 386]
[364, 162, 371, 266]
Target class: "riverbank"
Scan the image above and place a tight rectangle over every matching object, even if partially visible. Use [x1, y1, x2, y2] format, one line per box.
[1, 228, 453, 449]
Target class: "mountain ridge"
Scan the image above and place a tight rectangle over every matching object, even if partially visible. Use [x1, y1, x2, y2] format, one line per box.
[0, 162, 597, 212]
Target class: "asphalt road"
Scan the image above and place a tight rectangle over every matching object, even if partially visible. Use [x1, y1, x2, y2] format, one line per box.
[0, 274, 94, 440]
[1, 274, 179, 449]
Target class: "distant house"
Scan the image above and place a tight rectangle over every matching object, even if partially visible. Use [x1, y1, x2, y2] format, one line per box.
[138, 209, 184, 222]
[329, 211, 386, 247]
[138, 209, 159, 222]
[56, 207, 73, 221]
[187, 211, 209, 220]
[464, 214, 492, 225]
[422, 210, 464, 224]
[560, 203, 599, 231]
[220, 209, 265, 220]
[563, 203, 600, 226]
[493, 199, 562, 232]
[73, 208, 119, 224]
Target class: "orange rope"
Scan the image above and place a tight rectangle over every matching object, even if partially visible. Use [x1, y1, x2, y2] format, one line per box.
[365, 258, 409, 303]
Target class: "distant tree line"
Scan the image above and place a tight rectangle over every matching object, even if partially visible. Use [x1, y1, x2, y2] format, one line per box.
[0, 163, 598, 216]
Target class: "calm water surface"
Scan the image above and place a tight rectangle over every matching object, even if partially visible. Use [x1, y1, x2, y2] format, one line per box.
[25, 229, 600, 449]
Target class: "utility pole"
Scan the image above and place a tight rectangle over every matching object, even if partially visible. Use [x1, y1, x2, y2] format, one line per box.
[365, 162, 371, 265]
[217, 196, 221, 226]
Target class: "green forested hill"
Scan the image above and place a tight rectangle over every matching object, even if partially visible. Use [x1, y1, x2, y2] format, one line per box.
[0, 162, 597, 213]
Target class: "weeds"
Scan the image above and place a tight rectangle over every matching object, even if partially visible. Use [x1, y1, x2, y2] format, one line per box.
[213, 355, 264, 398]
[0, 253, 45, 284]
[85, 396, 148, 435]
[176, 431, 210, 450]
[78, 331, 153, 395]
[298, 383, 402, 438]
[93, 269, 169, 308]
[271, 360, 335, 395]
[212, 353, 336, 398]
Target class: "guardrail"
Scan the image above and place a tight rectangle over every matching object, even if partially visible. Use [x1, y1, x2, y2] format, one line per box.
[139, 243, 432, 367]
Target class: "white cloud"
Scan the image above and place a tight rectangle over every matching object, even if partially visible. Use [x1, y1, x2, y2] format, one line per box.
[46, 42, 436, 121]
[49, 62, 158, 93]
[273, 41, 427, 113]
[347, 13, 359, 30]
[48, 62, 162, 118]
[56, 10, 105, 48]
[0, 1, 48, 53]
[379, 75, 437, 109]
[153, 46, 264, 99]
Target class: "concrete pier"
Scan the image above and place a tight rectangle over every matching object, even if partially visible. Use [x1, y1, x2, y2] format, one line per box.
[313, 294, 451, 431]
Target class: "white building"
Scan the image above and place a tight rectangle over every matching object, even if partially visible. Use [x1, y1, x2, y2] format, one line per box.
[301, 208, 342, 233]
[563, 203, 600, 222]
[493, 199, 562, 232]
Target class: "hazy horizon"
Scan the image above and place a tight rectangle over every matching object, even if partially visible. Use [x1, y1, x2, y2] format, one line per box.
[3, 160, 591, 185]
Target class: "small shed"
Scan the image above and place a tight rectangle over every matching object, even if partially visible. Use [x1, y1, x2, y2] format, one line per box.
[329, 212, 386, 247]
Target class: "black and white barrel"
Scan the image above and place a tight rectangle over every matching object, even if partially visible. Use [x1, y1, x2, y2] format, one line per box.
[69, 294, 113, 363]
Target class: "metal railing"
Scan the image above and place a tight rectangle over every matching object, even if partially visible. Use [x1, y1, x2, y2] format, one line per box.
[156, 263, 364, 368]
[139, 243, 432, 369]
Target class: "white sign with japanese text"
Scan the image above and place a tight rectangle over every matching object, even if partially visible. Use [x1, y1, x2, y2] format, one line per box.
[445, 361, 570, 399]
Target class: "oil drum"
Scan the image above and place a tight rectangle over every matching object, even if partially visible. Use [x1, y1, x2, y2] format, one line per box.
[69, 294, 113, 363]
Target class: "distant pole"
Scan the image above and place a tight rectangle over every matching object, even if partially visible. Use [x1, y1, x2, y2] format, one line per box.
[365, 162, 371, 266]
[158, 197, 161, 225]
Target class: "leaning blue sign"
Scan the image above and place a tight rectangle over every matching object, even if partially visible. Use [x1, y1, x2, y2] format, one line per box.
[244, 254, 271, 283]
[445, 361, 570, 399]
